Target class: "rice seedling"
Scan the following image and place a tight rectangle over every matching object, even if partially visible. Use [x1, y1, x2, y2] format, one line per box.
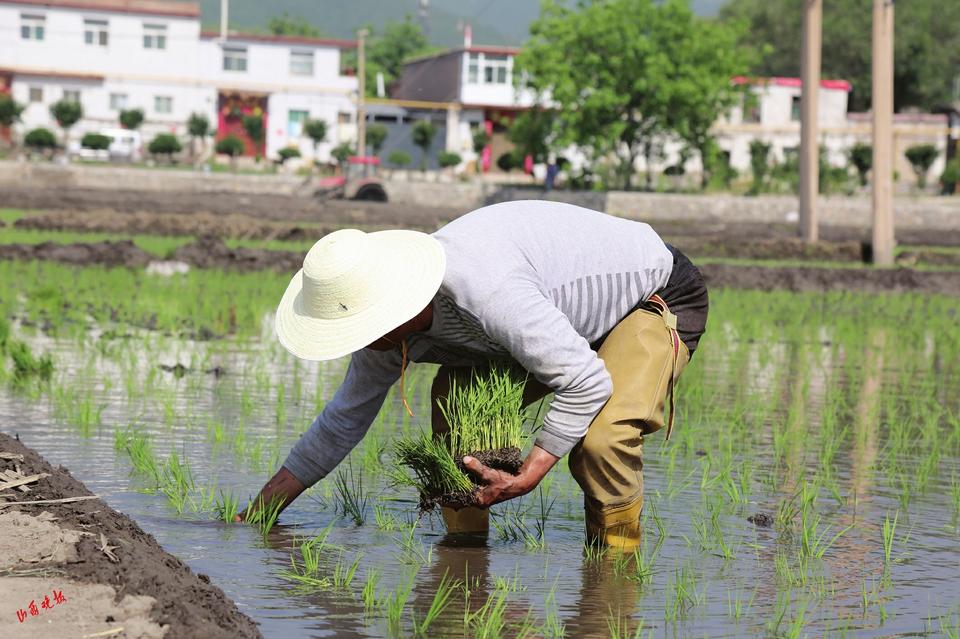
[160, 450, 195, 515]
[411, 570, 460, 636]
[393, 364, 528, 511]
[361, 568, 380, 613]
[115, 425, 161, 490]
[8, 340, 54, 384]
[664, 565, 702, 622]
[606, 608, 646, 639]
[383, 573, 415, 636]
[332, 461, 368, 526]
[331, 551, 362, 590]
[245, 494, 286, 540]
[881, 510, 898, 564]
[214, 490, 241, 523]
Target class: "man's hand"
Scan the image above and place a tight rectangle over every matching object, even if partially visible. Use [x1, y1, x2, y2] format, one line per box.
[461, 445, 560, 507]
[235, 466, 306, 522]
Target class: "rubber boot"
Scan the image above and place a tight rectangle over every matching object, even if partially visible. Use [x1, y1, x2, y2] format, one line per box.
[584, 496, 643, 551]
[441, 506, 489, 534]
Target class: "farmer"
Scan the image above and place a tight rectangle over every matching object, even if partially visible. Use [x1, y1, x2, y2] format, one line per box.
[243, 200, 708, 550]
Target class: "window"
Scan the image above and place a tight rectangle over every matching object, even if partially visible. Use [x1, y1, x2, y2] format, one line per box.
[742, 93, 761, 124]
[337, 112, 352, 124]
[20, 14, 45, 40]
[154, 96, 172, 114]
[290, 50, 314, 76]
[223, 46, 247, 72]
[287, 110, 308, 137]
[468, 53, 479, 83]
[109, 93, 128, 111]
[467, 52, 510, 85]
[84, 19, 109, 46]
[63, 89, 81, 103]
[791, 95, 801, 122]
[28, 86, 43, 103]
[143, 23, 167, 49]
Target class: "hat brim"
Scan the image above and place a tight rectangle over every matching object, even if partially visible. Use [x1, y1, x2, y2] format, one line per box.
[274, 230, 445, 361]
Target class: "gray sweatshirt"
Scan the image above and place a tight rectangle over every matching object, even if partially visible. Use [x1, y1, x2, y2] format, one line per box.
[282, 200, 673, 488]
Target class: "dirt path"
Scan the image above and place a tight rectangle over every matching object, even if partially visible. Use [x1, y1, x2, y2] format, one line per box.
[0, 432, 262, 639]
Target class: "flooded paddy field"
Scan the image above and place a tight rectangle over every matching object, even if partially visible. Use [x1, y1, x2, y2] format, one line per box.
[2, 259, 959, 638]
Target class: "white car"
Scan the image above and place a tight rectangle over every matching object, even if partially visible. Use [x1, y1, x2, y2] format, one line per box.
[68, 128, 142, 162]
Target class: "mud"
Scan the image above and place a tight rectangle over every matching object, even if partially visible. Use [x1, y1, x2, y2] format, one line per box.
[747, 513, 774, 528]
[420, 447, 524, 512]
[169, 236, 302, 272]
[0, 240, 153, 268]
[0, 432, 262, 639]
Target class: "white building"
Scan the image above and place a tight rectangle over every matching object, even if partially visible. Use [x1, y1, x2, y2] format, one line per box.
[0, 0, 358, 162]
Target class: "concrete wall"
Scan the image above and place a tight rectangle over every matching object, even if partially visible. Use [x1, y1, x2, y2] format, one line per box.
[1, 160, 956, 230]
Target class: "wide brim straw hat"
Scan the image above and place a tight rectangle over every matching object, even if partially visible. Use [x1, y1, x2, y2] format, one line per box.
[275, 228, 446, 361]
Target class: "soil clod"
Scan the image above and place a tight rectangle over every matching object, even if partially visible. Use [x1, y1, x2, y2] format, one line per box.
[747, 512, 774, 528]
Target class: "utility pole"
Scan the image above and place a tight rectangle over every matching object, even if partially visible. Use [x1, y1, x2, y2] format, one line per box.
[799, 0, 822, 242]
[871, 0, 895, 265]
[357, 28, 369, 158]
[219, 0, 229, 40]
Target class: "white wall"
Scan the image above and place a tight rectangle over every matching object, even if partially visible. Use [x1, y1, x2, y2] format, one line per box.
[267, 92, 355, 162]
[458, 52, 536, 108]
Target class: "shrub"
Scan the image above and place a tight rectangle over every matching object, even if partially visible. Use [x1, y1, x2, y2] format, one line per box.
[215, 135, 246, 157]
[304, 118, 327, 146]
[940, 159, 960, 195]
[277, 146, 301, 163]
[412, 119, 437, 171]
[119, 108, 144, 130]
[496, 151, 518, 173]
[387, 150, 411, 168]
[331, 142, 353, 166]
[49, 100, 82, 130]
[187, 113, 210, 138]
[242, 114, 265, 157]
[848, 143, 872, 186]
[748, 139, 772, 194]
[81, 132, 111, 150]
[365, 123, 388, 156]
[24, 127, 57, 149]
[438, 151, 461, 169]
[0, 95, 24, 128]
[904, 144, 939, 189]
[148, 133, 182, 159]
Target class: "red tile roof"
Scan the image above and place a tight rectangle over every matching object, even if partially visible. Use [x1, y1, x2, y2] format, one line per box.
[733, 76, 852, 92]
[0, 0, 199, 18]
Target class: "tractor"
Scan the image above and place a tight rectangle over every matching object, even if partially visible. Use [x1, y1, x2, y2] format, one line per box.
[314, 156, 388, 202]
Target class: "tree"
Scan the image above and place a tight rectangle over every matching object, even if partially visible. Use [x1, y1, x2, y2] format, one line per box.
[187, 112, 210, 159]
[387, 150, 411, 170]
[331, 142, 353, 168]
[241, 114, 265, 160]
[517, 0, 749, 191]
[277, 147, 301, 164]
[748, 139, 772, 195]
[438, 151, 461, 170]
[720, 0, 960, 112]
[303, 118, 327, 163]
[268, 12, 322, 37]
[0, 95, 24, 145]
[81, 133, 111, 150]
[215, 135, 245, 172]
[49, 99, 82, 145]
[497, 151, 519, 173]
[472, 128, 490, 174]
[848, 143, 872, 187]
[24, 128, 57, 154]
[940, 159, 960, 195]
[119, 108, 144, 130]
[508, 108, 555, 165]
[904, 144, 939, 189]
[411, 119, 437, 171]
[365, 124, 388, 156]
[148, 133, 182, 163]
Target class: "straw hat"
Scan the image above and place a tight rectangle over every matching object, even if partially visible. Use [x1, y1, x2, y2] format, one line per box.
[275, 228, 446, 361]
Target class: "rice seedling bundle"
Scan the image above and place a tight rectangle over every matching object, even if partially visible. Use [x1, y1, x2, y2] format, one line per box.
[393, 364, 528, 511]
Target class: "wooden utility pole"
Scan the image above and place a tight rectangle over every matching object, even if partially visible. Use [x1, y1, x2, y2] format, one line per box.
[799, 0, 822, 242]
[357, 28, 370, 158]
[871, 0, 895, 265]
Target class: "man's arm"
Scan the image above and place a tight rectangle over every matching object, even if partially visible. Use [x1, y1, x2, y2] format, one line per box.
[240, 347, 402, 521]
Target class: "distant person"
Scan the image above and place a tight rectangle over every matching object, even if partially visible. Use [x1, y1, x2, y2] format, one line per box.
[241, 201, 708, 550]
[544, 155, 560, 192]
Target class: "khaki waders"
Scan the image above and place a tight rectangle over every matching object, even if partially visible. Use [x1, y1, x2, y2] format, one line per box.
[433, 295, 689, 549]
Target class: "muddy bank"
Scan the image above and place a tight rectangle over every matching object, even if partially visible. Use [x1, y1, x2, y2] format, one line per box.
[0, 239, 154, 268]
[699, 262, 960, 296]
[0, 432, 262, 639]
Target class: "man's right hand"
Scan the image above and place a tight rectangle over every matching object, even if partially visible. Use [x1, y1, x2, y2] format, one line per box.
[236, 466, 307, 522]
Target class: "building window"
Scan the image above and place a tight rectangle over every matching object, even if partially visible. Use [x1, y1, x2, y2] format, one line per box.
[109, 93, 128, 111]
[223, 46, 248, 72]
[20, 14, 45, 40]
[84, 19, 109, 46]
[791, 95, 801, 122]
[467, 52, 510, 85]
[143, 23, 167, 49]
[338, 112, 352, 125]
[154, 96, 173, 114]
[742, 93, 761, 124]
[28, 86, 43, 103]
[287, 110, 308, 137]
[290, 50, 314, 76]
[468, 53, 479, 83]
[63, 89, 81, 103]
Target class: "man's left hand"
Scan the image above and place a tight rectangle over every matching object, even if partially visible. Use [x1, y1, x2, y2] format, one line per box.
[461, 445, 560, 507]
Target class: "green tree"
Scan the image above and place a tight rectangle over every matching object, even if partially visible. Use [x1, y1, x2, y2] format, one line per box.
[940, 159, 959, 195]
[0, 95, 24, 148]
[345, 18, 432, 97]
[331, 142, 354, 168]
[215, 135, 245, 171]
[411, 119, 437, 171]
[748, 139, 772, 195]
[24, 128, 57, 153]
[508, 108, 554, 165]
[387, 149, 412, 170]
[303, 118, 328, 164]
[848, 143, 872, 187]
[472, 128, 490, 174]
[49, 99, 82, 145]
[81, 133, 111, 150]
[119, 108, 144, 131]
[904, 144, 939, 189]
[720, 0, 960, 112]
[148, 133, 182, 162]
[365, 123, 388, 156]
[277, 147, 301, 164]
[187, 112, 210, 159]
[438, 151, 461, 169]
[517, 0, 749, 191]
[241, 114, 265, 160]
[268, 12, 322, 37]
